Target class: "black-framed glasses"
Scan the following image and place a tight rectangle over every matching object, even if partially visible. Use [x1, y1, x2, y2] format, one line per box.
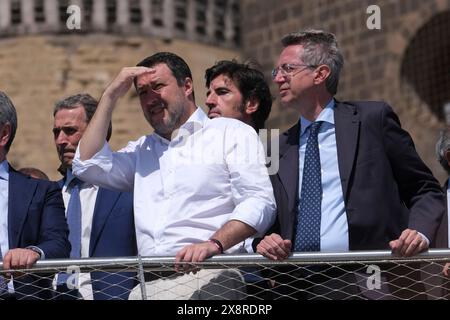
[271, 63, 317, 80]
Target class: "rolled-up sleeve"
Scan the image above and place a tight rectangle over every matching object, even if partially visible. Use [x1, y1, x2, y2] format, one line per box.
[72, 142, 136, 192]
[225, 125, 276, 236]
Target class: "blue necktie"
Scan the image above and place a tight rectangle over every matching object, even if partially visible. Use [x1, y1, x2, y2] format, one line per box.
[57, 178, 83, 289]
[295, 121, 323, 252]
[67, 178, 82, 258]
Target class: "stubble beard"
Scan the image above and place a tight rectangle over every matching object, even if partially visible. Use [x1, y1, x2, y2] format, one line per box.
[151, 101, 185, 139]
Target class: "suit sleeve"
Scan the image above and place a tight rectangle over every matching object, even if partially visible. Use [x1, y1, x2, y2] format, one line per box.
[381, 103, 445, 241]
[36, 181, 71, 259]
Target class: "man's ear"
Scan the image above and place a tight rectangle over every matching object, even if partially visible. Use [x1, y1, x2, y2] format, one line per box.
[183, 77, 194, 97]
[313, 65, 331, 86]
[445, 150, 450, 167]
[244, 97, 259, 115]
[0, 123, 11, 149]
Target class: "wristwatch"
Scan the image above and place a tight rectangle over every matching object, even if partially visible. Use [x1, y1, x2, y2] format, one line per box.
[26, 246, 43, 258]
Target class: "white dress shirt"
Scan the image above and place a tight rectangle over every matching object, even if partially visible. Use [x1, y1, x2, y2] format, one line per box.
[73, 107, 276, 256]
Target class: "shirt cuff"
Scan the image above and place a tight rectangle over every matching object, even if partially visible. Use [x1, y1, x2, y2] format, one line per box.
[73, 142, 113, 175]
[25, 246, 45, 260]
[418, 232, 430, 247]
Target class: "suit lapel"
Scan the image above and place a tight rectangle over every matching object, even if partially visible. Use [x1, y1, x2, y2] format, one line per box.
[277, 124, 300, 213]
[8, 168, 37, 249]
[334, 101, 360, 202]
[56, 178, 65, 189]
[89, 188, 120, 256]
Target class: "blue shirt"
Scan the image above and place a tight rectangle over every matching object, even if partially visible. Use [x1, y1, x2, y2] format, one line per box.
[298, 99, 349, 251]
[0, 160, 9, 259]
[0, 160, 11, 293]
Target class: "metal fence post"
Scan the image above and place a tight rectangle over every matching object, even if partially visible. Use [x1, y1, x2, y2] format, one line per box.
[137, 254, 148, 300]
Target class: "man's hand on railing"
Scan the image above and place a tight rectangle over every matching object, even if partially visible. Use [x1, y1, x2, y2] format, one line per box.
[256, 233, 292, 260]
[443, 263, 450, 277]
[2, 248, 41, 278]
[389, 229, 429, 257]
[174, 241, 221, 274]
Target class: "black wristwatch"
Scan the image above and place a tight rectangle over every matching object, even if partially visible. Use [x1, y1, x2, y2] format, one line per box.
[26, 246, 43, 258]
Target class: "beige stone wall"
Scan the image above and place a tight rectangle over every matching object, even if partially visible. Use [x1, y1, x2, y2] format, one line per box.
[0, 35, 240, 180]
[1, 1, 449, 183]
[241, 0, 450, 182]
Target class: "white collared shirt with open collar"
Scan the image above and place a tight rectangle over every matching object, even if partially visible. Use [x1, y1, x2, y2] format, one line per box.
[73, 107, 276, 256]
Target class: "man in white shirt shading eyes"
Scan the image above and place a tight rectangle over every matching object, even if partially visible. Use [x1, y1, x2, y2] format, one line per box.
[72, 52, 276, 300]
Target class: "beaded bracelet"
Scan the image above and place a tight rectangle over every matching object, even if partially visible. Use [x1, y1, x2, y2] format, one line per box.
[208, 238, 224, 254]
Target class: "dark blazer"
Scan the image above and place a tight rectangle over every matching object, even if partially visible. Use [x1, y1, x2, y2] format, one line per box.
[434, 181, 448, 248]
[8, 167, 70, 300]
[269, 100, 445, 250]
[57, 178, 137, 300]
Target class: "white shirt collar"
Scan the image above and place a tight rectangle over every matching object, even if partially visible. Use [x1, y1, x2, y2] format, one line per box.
[153, 107, 208, 144]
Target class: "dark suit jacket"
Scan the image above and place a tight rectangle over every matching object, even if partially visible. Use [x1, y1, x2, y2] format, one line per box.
[434, 181, 448, 248]
[58, 178, 137, 300]
[268, 100, 445, 250]
[8, 167, 70, 300]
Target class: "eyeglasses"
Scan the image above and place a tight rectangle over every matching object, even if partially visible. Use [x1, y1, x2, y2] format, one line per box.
[271, 63, 316, 80]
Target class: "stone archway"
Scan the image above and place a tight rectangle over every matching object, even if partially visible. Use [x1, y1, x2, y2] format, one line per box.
[400, 11, 450, 122]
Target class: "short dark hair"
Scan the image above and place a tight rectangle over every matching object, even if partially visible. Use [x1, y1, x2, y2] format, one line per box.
[0, 91, 18, 153]
[205, 60, 272, 131]
[53, 93, 112, 141]
[136, 52, 194, 100]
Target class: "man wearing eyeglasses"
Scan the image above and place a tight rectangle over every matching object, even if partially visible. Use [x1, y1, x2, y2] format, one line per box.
[255, 29, 445, 299]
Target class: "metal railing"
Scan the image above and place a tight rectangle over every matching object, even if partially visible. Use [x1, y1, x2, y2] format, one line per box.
[1, 250, 449, 300]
